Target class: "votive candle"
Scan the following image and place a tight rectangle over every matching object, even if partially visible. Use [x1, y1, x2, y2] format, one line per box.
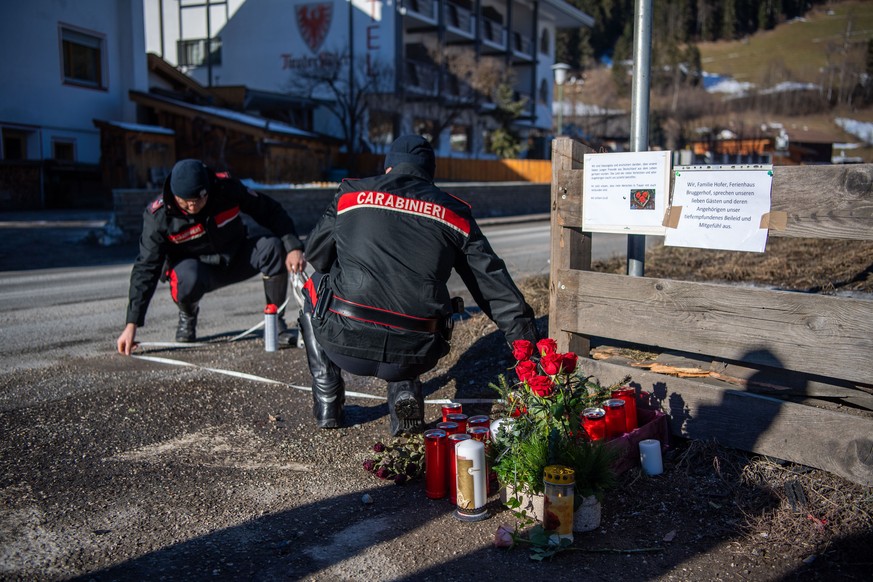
[611, 387, 638, 431]
[423, 429, 447, 499]
[446, 413, 468, 433]
[602, 398, 627, 439]
[582, 407, 607, 441]
[441, 402, 462, 422]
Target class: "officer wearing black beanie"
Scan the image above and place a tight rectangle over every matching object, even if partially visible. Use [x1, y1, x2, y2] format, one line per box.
[299, 135, 539, 435]
[117, 159, 306, 354]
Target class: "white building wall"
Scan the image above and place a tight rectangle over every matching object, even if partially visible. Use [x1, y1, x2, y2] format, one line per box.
[0, 0, 148, 164]
[195, 0, 397, 94]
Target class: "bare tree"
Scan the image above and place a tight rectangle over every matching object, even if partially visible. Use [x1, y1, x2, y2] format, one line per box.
[286, 50, 398, 159]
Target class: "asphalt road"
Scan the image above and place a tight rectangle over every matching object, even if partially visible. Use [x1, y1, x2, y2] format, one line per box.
[0, 211, 651, 375]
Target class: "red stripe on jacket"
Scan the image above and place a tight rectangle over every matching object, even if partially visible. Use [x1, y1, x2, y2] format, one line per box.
[337, 191, 470, 236]
[215, 206, 240, 228]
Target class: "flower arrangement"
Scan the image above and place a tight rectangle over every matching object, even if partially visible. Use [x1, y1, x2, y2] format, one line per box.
[489, 338, 622, 510]
[362, 435, 425, 485]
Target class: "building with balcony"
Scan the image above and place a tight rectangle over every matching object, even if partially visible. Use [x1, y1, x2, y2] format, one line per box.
[146, 0, 593, 159]
[0, 0, 148, 208]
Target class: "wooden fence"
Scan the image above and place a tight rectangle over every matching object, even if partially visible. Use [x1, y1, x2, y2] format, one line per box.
[548, 137, 873, 487]
[347, 153, 552, 183]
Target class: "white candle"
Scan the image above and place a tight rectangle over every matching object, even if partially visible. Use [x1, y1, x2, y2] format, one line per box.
[639, 439, 663, 476]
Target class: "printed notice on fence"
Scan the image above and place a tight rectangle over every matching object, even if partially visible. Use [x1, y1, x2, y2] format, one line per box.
[665, 167, 773, 252]
[582, 150, 670, 235]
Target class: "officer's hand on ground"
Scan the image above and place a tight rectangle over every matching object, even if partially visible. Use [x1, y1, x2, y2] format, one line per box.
[117, 323, 139, 356]
[285, 249, 306, 275]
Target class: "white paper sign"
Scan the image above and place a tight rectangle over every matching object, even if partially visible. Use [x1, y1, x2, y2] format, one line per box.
[582, 150, 670, 235]
[665, 166, 773, 252]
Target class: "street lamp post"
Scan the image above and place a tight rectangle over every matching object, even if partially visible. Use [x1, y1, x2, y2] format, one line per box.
[551, 63, 571, 135]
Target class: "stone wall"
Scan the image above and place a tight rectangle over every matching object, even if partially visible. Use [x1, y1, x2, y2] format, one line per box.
[112, 182, 550, 240]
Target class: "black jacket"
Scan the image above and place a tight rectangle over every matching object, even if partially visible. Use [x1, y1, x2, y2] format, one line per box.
[305, 163, 538, 365]
[125, 173, 303, 326]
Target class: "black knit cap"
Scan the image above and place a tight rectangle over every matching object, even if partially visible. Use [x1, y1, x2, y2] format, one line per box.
[384, 135, 435, 179]
[169, 159, 211, 199]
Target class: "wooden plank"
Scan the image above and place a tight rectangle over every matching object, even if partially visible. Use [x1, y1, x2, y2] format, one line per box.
[555, 269, 873, 384]
[554, 163, 873, 241]
[770, 164, 873, 240]
[581, 358, 873, 488]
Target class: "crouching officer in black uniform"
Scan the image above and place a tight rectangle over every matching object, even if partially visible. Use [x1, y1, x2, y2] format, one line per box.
[300, 135, 538, 435]
[116, 159, 306, 355]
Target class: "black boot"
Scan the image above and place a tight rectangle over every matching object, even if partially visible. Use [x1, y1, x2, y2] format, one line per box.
[176, 302, 199, 342]
[264, 274, 296, 345]
[387, 379, 424, 436]
[298, 310, 345, 428]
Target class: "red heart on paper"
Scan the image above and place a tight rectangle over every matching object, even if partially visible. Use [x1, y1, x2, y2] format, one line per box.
[634, 190, 651, 207]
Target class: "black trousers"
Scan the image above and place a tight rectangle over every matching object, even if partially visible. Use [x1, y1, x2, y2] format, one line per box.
[304, 272, 438, 383]
[168, 236, 285, 305]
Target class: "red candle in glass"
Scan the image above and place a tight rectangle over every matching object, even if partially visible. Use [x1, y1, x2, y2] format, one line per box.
[611, 387, 638, 431]
[437, 421, 460, 435]
[423, 429, 447, 499]
[467, 426, 489, 441]
[602, 399, 627, 439]
[446, 413, 468, 433]
[447, 433, 472, 504]
[467, 415, 490, 429]
[441, 402, 462, 422]
[582, 407, 607, 441]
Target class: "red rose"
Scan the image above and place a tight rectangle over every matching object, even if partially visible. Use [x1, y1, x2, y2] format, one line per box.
[540, 352, 563, 375]
[561, 352, 578, 374]
[511, 339, 535, 361]
[528, 375, 554, 397]
[515, 360, 537, 382]
[537, 338, 558, 356]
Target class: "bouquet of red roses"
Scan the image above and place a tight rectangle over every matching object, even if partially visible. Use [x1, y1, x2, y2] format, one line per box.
[489, 337, 615, 500]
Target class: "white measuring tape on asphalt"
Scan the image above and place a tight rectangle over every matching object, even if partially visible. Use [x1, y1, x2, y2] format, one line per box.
[132, 271, 500, 405]
[131, 354, 498, 405]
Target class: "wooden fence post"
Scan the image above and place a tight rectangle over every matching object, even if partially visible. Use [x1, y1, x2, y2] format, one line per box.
[549, 137, 595, 354]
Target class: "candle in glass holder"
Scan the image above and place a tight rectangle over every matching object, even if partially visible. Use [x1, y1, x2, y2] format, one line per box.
[447, 433, 472, 504]
[437, 421, 460, 435]
[423, 429, 447, 499]
[467, 415, 490, 429]
[446, 413, 468, 433]
[582, 407, 607, 441]
[611, 387, 638, 431]
[467, 426, 489, 441]
[602, 398, 627, 439]
[441, 402, 462, 422]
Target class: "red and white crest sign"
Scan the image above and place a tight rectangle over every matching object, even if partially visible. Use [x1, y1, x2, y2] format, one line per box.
[296, 3, 333, 54]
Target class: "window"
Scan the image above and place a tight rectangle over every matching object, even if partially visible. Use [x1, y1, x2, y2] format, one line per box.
[540, 29, 550, 55]
[60, 25, 106, 89]
[369, 111, 396, 149]
[2, 129, 29, 160]
[450, 125, 471, 153]
[538, 79, 549, 105]
[177, 38, 222, 67]
[52, 139, 76, 162]
[413, 119, 436, 144]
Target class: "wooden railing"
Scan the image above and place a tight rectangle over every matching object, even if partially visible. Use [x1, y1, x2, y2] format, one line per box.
[548, 137, 873, 487]
[349, 153, 552, 183]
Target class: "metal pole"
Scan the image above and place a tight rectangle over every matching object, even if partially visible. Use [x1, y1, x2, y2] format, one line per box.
[556, 83, 564, 135]
[627, 0, 652, 277]
[206, 0, 213, 87]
